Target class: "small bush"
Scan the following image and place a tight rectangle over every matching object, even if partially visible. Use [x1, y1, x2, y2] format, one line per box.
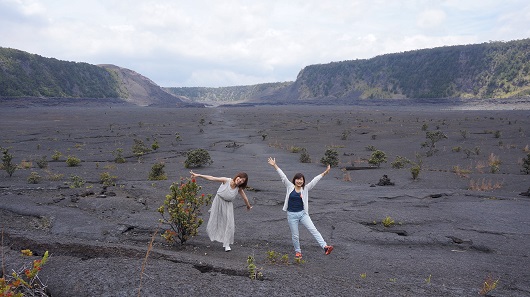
[113, 148, 126, 163]
[65, 155, 81, 167]
[51, 150, 62, 161]
[184, 148, 213, 168]
[382, 216, 395, 227]
[100, 172, 117, 186]
[69, 175, 85, 188]
[158, 178, 212, 244]
[488, 153, 501, 173]
[35, 155, 49, 169]
[289, 146, 304, 153]
[411, 164, 421, 180]
[299, 149, 311, 163]
[391, 156, 411, 169]
[368, 150, 387, 167]
[132, 139, 152, 157]
[0, 250, 50, 296]
[320, 149, 339, 167]
[1, 147, 17, 177]
[148, 162, 167, 180]
[27, 171, 42, 184]
[151, 140, 160, 150]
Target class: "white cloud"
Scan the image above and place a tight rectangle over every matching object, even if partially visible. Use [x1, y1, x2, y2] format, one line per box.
[1, 0, 530, 87]
[417, 9, 446, 29]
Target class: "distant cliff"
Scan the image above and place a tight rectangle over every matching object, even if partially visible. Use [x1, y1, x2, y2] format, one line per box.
[274, 39, 530, 102]
[3, 38, 530, 107]
[168, 39, 530, 104]
[0, 47, 198, 107]
[164, 82, 292, 105]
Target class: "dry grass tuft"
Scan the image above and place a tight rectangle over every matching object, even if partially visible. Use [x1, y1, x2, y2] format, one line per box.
[468, 178, 503, 191]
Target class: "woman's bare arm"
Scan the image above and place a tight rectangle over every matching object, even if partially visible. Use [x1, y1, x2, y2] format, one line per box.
[239, 188, 252, 210]
[190, 170, 227, 183]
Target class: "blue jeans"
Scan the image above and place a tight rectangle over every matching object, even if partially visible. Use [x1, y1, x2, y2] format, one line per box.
[287, 211, 327, 253]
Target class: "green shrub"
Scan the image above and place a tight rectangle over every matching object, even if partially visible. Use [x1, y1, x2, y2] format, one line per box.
[320, 149, 339, 167]
[113, 148, 126, 163]
[368, 150, 387, 167]
[151, 140, 160, 150]
[423, 131, 447, 156]
[69, 175, 85, 188]
[1, 147, 17, 177]
[1, 250, 49, 296]
[522, 152, 530, 174]
[51, 150, 62, 161]
[391, 156, 411, 169]
[27, 171, 41, 184]
[411, 165, 421, 180]
[299, 149, 312, 163]
[132, 139, 151, 157]
[65, 155, 81, 167]
[382, 216, 395, 227]
[184, 148, 213, 168]
[100, 171, 117, 186]
[35, 155, 49, 169]
[149, 162, 167, 180]
[158, 178, 212, 244]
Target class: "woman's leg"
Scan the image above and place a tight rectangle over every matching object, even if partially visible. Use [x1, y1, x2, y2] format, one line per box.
[299, 213, 327, 248]
[287, 211, 302, 253]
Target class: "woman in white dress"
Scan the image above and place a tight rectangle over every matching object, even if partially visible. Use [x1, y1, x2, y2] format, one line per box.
[190, 170, 252, 251]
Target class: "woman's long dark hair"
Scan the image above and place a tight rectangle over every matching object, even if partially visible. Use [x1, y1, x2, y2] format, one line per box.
[233, 172, 248, 189]
[292, 173, 305, 188]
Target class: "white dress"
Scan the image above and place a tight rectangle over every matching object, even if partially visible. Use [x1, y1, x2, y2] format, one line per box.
[206, 178, 238, 247]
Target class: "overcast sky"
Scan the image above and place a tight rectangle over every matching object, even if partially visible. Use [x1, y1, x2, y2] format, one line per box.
[2, 0, 530, 88]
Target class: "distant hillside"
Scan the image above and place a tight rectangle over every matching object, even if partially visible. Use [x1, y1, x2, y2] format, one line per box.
[167, 39, 530, 104]
[164, 82, 292, 105]
[276, 39, 530, 102]
[0, 47, 198, 107]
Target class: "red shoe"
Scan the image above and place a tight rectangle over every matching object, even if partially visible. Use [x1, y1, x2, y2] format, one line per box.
[324, 245, 334, 255]
[295, 252, 303, 259]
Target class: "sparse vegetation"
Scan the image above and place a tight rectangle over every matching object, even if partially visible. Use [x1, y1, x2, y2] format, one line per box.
[148, 162, 167, 180]
[1, 147, 17, 177]
[488, 153, 501, 173]
[158, 178, 212, 244]
[382, 216, 395, 227]
[69, 175, 85, 188]
[35, 155, 48, 169]
[184, 148, 213, 168]
[479, 275, 499, 295]
[113, 148, 126, 163]
[320, 148, 339, 167]
[422, 131, 447, 156]
[65, 155, 81, 167]
[27, 171, 41, 184]
[368, 150, 387, 167]
[411, 164, 421, 180]
[132, 139, 151, 157]
[299, 149, 312, 163]
[469, 178, 503, 191]
[391, 156, 411, 169]
[100, 171, 117, 186]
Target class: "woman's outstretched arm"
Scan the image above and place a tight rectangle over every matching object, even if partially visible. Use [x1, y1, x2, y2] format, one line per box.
[321, 164, 331, 177]
[190, 170, 227, 183]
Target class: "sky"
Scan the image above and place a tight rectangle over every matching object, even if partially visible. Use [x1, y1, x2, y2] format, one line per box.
[2, 0, 530, 88]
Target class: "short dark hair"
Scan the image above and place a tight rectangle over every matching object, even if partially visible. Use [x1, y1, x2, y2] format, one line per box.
[292, 173, 305, 188]
[233, 172, 248, 189]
